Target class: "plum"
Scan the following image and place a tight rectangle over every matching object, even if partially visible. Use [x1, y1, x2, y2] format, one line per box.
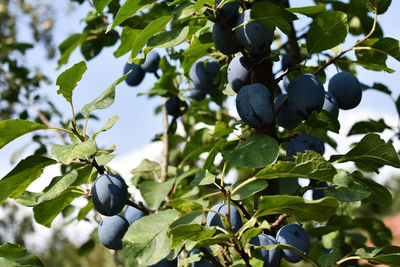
[286, 135, 323, 157]
[287, 73, 325, 120]
[250, 233, 281, 266]
[190, 249, 213, 267]
[281, 55, 294, 71]
[227, 55, 251, 93]
[206, 203, 242, 233]
[206, 0, 239, 23]
[124, 206, 145, 225]
[98, 215, 129, 250]
[328, 71, 362, 110]
[124, 62, 145, 86]
[141, 50, 160, 73]
[236, 83, 274, 129]
[165, 96, 188, 117]
[92, 174, 128, 216]
[234, 9, 274, 54]
[322, 91, 339, 118]
[276, 224, 310, 263]
[312, 181, 328, 200]
[274, 94, 302, 130]
[189, 56, 220, 92]
[190, 89, 207, 101]
[212, 23, 240, 55]
[149, 258, 178, 267]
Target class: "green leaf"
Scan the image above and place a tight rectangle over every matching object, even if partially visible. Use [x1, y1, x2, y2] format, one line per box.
[367, 0, 392, 14]
[337, 133, 400, 171]
[33, 192, 81, 227]
[57, 33, 87, 69]
[306, 11, 348, 54]
[114, 27, 141, 58]
[353, 171, 392, 207]
[255, 195, 339, 222]
[222, 135, 279, 169]
[81, 72, 129, 117]
[318, 248, 342, 267]
[211, 122, 233, 137]
[0, 119, 48, 149]
[256, 151, 336, 183]
[92, 115, 119, 139]
[348, 119, 391, 136]
[326, 183, 371, 202]
[231, 179, 268, 201]
[93, 0, 112, 13]
[140, 179, 175, 210]
[148, 25, 189, 48]
[130, 15, 173, 59]
[169, 224, 216, 248]
[287, 5, 327, 18]
[77, 199, 93, 221]
[131, 159, 161, 178]
[50, 140, 97, 164]
[123, 209, 179, 267]
[0, 156, 56, 205]
[0, 254, 44, 267]
[96, 154, 116, 166]
[56, 61, 87, 104]
[167, 199, 204, 213]
[191, 170, 215, 186]
[0, 242, 26, 258]
[251, 2, 297, 35]
[107, 0, 157, 32]
[354, 217, 392, 246]
[40, 171, 79, 204]
[77, 239, 95, 256]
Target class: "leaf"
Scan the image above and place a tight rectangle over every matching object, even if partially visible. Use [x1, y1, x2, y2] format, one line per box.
[338, 133, 400, 172]
[96, 154, 116, 165]
[50, 139, 97, 164]
[148, 25, 189, 48]
[39, 171, 79, 204]
[0, 119, 48, 149]
[231, 179, 268, 201]
[57, 33, 87, 69]
[33, 192, 81, 227]
[354, 217, 392, 246]
[318, 248, 342, 267]
[0, 242, 26, 258]
[222, 135, 279, 169]
[0, 156, 56, 205]
[287, 5, 327, 18]
[0, 254, 44, 267]
[251, 2, 297, 35]
[56, 61, 87, 104]
[367, 0, 392, 14]
[130, 15, 173, 59]
[348, 119, 392, 136]
[326, 183, 371, 202]
[92, 115, 119, 139]
[169, 224, 216, 248]
[77, 199, 93, 221]
[211, 122, 233, 137]
[140, 179, 175, 210]
[167, 199, 204, 213]
[107, 0, 158, 32]
[123, 209, 179, 267]
[81, 72, 129, 117]
[306, 11, 348, 54]
[113, 28, 140, 58]
[353, 171, 392, 207]
[255, 195, 339, 222]
[191, 170, 215, 186]
[93, 0, 112, 13]
[256, 151, 336, 183]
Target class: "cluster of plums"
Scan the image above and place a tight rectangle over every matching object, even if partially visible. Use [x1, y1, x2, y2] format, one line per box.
[123, 50, 161, 86]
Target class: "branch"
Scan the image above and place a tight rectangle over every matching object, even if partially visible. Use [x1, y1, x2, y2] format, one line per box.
[270, 213, 289, 229]
[161, 97, 169, 182]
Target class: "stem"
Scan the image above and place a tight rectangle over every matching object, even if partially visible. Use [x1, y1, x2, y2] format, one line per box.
[161, 97, 169, 182]
[230, 177, 257, 195]
[126, 199, 150, 215]
[70, 102, 77, 127]
[335, 256, 361, 265]
[48, 126, 74, 135]
[230, 199, 253, 221]
[270, 213, 289, 229]
[220, 161, 229, 187]
[82, 115, 90, 137]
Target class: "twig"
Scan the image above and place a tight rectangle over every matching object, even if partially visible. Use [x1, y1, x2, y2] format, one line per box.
[270, 213, 289, 229]
[199, 248, 224, 267]
[230, 199, 253, 221]
[161, 97, 169, 182]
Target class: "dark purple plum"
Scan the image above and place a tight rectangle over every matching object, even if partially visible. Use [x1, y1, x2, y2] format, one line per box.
[227, 55, 251, 93]
[312, 181, 328, 200]
[234, 9, 274, 54]
[190, 249, 213, 267]
[98, 215, 129, 250]
[149, 258, 178, 267]
[124, 62, 145, 86]
[124, 206, 145, 225]
[206, 203, 242, 233]
[189, 56, 220, 92]
[322, 91, 339, 118]
[141, 50, 160, 73]
[276, 224, 310, 263]
[281, 55, 294, 71]
[286, 135, 323, 157]
[274, 94, 302, 130]
[236, 83, 274, 129]
[287, 73, 325, 120]
[190, 89, 207, 101]
[250, 233, 281, 266]
[92, 174, 128, 216]
[328, 71, 362, 110]
[212, 23, 240, 55]
[206, 0, 239, 23]
[165, 96, 188, 117]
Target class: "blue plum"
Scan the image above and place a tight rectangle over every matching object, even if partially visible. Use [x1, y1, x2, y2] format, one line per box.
[322, 91, 339, 118]
[274, 94, 302, 130]
[92, 174, 128, 216]
[98, 215, 129, 250]
[236, 83, 274, 129]
[312, 181, 328, 200]
[281, 55, 294, 71]
[149, 258, 178, 267]
[206, 0, 239, 23]
[124, 62, 145, 86]
[250, 233, 281, 267]
[212, 23, 240, 55]
[124, 206, 145, 225]
[190, 249, 213, 267]
[287, 73, 325, 120]
[286, 135, 323, 157]
[328, 71, 362, 110]
[276, 224, 310, 263]
[234, 9, 274, 54]
[165, 96, 188, 117]
[189, 89, 206, 101]
[141, 50, 160, 73]
[189, 56, 220, 92]
[206, 203, 242, 233]
[227, 55, 251, 93]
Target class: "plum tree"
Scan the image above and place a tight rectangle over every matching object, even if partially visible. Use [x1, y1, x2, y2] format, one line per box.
[227, 55, 251, 93]
[124, 62, 145, 86]
[212, 23, 240, 55]
[286, 135, 324, 157]
[206, 203, 242, 233]
[322, 91, 339, 118]
[189, 56, 220, 92]
[141, 50, 161, 73]
[236, 83, 274, 129]
[274, 94, 302, 130]
[328, 71, 362, 110]
[276, 224, 310, 263]
[124, 206, 145, 224]
[98, 215, 129, 250]
[165, 96, 188, 117]
[91, 174, 128, 216]
[250, 233, 281, 267]
[189, 249, 213, 267]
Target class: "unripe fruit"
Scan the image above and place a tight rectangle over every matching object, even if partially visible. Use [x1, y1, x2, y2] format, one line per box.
[287, 73, 325, 120]
[322, 91, 339, 118]
[124, 62, 145, 86]
[165, 96, 188, 117]
[189, 56, 220, 92]
[286, 135, 323, 157]
[98, 215, 129, 250]
[250, 233, 281, 266]
[328, 71, 362, 110]
[141, 50, 160, 73]
[234, 9, 274, 54]
[212, 23, 240, 55]
[276, 224, 310, 263]
[92, 174, 128, 216]
[236, 83, 274, 129]
[124, 206, 145, 225]
[206, 203, 242, 233]
[274, 94, 302, 130]
[227, 55, 251, 93]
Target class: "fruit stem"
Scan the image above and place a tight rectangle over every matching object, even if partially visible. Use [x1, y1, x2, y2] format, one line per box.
[126, 199, 150, 215]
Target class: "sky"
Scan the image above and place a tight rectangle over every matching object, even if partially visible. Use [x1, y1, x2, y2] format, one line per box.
[0, 0, 400, 251]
